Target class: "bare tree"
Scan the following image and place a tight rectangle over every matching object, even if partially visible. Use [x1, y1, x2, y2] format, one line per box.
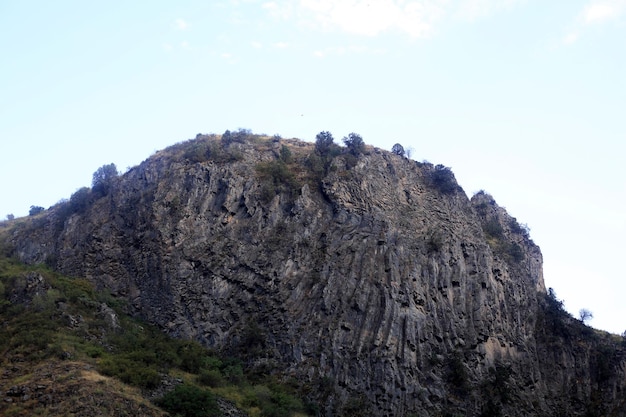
[579, 308, 593, 324]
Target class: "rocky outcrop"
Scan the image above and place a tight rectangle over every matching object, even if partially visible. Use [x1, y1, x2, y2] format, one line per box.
[8, 134, 626, 416]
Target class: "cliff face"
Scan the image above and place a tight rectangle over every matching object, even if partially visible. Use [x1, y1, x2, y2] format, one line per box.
[9, 134, 626, 416]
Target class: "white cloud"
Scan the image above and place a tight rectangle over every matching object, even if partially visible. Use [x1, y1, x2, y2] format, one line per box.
[261, 0, 526, 38]
[173, 18, 190, 30]
[312, 44, 384, 58]
[298, 0, 446, 37]
[263, 1, 293, 19]
[581, 0, 626, 24]
[455, 0, 524, 21]
[562, 32, 579, 45]
[313, 46, 346, 58]
[274, 41, 289, 48]
[562, 0, 626, 45]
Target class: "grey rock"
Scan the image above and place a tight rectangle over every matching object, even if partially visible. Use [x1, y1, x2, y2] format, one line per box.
[9, 136, 626, 416]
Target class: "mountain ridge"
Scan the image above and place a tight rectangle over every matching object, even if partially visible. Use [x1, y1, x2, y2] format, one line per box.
[4, 131, 626, 416]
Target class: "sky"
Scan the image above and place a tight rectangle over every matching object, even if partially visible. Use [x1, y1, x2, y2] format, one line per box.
[1, 0, 625, 334]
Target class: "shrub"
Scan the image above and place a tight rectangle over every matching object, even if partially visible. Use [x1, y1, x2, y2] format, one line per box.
[509, 218, 530, 238]
[184, 140, 211, 163]
[156, 384, 220, 417]
[342, 132, 365, 156]
[178, 340, 209, 373]
[98, 355, 162, 389]
[221, 129, 233, 145]
[92, 163, 119, 196]
[428, 165, 458, 194]
[315, 131, 335, 155]
[261, 390, 304, 417]
[279, 144, 292, 163]
[255, 160, 300, 202]
[342, 395, 373, 417]
[232, 128, 253, 143]
[221, 359, 245, 384]
[29, 205, 45, 216]
[391, 143, 405, 156]
[484, 219, 504, 239]
[306, 152, 325, 180]
[69, 187, 92, 214]
[446, 351, 469, 394]
[197, 369, 225, 387]
[506, 242, 524, 263]
[426, 231, 444, 253]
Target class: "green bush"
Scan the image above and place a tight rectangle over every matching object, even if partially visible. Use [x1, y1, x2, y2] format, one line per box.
[279, 145, 292, 163]
[342, 133, 365, 156]
[315, 131, 335, 155]
[29, 205, 45, 216]
[222, 360, 244, 384]
[256, 160, 301, 202]
[391, 143, 405, 156]
[98, 355, 162, 389]
[178, 340, 209, 373]
[92, 163, 119, 197]
[197, 369, 225, 387]
[483, 219, 504, 239]
[243, 384, 304, 417]
[68, 187, 92, 214]
[184, 140, 211, 163]
[446, 352, 469, 394]
[428, 165, 458, 194]
[157, 384, 220, 417]
[506, 242, 524, 262]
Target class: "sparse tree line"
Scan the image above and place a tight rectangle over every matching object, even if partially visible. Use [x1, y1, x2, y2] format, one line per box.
[5, 129, 460, 221]
[3, 163, 120, 222]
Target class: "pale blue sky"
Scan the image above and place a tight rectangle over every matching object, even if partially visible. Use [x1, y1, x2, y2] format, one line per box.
[1, 0, 625, 334]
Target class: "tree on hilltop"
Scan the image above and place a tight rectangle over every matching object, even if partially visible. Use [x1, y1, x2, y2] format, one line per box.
[342, 132, 365, 156]
[391, 143, 405, 157]
[92, 163, 119, 197]
[315, 131, 335, 155]
[579, 308, 593, 324]
[29, 206, 44, 216]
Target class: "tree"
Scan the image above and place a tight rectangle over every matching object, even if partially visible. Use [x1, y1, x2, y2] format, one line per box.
[342, 132, 365, 156]
[579, 308, 593, 324]
[92, 163, 119, 197]
[69, 187, 92, 213]
[6, 214, 14, 221]
[391, 143, 405, 157]
[315, 131, 335, 155]
[428, 164, 458, 194]
[221, 129, 233, 145]
[29, 205, 44, 216]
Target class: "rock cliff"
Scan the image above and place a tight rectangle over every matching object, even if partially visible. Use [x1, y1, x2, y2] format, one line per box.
[8, 133, 626, 416]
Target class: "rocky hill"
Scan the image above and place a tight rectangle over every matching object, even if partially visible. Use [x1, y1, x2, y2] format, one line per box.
[5, 131, 626, 416]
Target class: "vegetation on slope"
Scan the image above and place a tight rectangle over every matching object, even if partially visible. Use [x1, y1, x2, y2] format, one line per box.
[0, 237, 311, 417]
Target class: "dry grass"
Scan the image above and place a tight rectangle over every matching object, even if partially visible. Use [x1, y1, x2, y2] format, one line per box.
[0, 360, 167, 417]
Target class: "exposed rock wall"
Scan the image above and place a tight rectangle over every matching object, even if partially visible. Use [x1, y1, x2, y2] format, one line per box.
[9, 136, 626, 416]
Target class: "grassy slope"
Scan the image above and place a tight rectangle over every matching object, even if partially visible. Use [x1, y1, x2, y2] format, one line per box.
[0, 231, 311, 417]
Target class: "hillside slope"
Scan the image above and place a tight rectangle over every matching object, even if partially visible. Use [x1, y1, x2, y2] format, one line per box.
[6, 132, 626, 416]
